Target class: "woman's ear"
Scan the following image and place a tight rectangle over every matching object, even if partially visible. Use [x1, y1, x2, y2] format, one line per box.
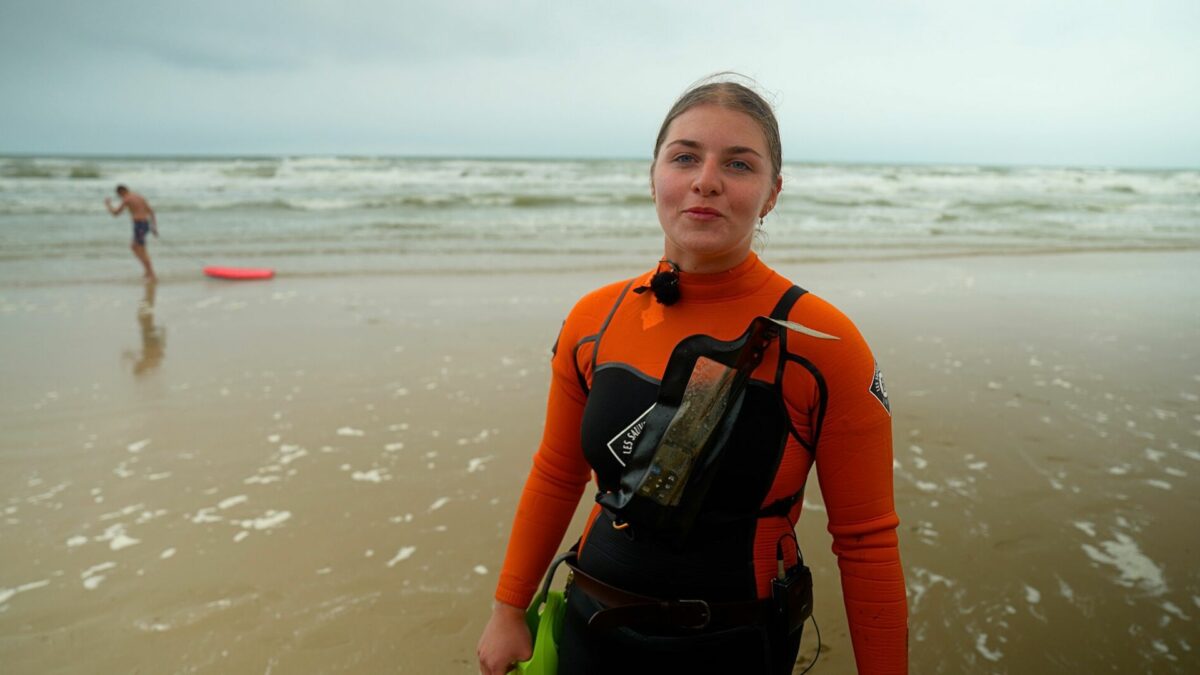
[760, 174, 783, 218]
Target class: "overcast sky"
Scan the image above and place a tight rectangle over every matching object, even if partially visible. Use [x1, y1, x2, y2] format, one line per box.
[1, 1, 1197, 167]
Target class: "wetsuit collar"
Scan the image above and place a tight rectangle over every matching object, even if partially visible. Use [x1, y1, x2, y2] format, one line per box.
[654, 252, 773, 304]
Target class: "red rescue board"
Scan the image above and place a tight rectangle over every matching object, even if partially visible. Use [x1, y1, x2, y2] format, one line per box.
[203, 266, 275, 280]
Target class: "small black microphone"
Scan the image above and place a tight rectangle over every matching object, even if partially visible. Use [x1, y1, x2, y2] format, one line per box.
[633, 259, 681, 306]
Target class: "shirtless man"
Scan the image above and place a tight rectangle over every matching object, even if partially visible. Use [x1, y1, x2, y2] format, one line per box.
[105, 184, 158, 280]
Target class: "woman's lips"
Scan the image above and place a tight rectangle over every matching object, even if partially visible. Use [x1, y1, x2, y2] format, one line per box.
[684, 207, 722, 221]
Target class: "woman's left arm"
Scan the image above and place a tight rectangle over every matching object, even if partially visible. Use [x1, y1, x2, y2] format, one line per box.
[801, 301, 909, 674]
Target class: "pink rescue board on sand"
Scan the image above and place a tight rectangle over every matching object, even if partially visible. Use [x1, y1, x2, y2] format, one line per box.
[203, 266, 275, 280]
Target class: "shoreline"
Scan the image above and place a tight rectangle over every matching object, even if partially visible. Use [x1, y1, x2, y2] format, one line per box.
[3, 243, 1200, 291]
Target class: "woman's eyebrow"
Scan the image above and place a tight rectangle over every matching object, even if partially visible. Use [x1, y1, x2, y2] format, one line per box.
[665, 139, 762, 157]
[726, 145, 763, 157]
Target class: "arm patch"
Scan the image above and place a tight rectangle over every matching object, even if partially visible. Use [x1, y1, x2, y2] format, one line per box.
[869, 360, 891, 415]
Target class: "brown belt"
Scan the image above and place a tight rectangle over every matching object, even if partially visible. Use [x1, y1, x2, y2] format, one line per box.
[566, 559, 774, 633]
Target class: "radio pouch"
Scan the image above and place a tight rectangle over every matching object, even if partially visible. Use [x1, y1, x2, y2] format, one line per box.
[772, 561, 813, 636]
[596, 315, 790, 546]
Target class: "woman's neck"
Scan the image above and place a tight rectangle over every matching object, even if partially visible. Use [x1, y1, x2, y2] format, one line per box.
[666, 247, 754, 275]
[661, 251, 771, 303]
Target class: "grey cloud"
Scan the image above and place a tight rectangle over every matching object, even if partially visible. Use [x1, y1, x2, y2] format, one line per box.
[1, 0, 1197, 165]
[18, 1, 612, 73]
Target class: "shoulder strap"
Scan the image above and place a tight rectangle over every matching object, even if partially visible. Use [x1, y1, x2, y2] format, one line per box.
[770, 285, 807, 321]
[771, 285, 806, 385]
[759, 284, 818, 522]
[572, 279, 635, 396]
[774, 283, 816, 454]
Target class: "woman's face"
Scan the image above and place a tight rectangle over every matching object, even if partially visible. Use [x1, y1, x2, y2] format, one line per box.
[651, 104, 781, 273]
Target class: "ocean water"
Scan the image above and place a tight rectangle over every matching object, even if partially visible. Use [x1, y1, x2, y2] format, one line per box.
[1, 155, 1197, 286]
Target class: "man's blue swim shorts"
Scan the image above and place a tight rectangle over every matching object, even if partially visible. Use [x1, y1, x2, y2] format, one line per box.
[132, 220, 150, 246]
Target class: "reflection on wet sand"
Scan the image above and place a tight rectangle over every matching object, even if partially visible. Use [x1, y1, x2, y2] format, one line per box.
[125, 280, 165, 375]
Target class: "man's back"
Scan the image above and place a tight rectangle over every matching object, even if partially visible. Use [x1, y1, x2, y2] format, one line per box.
[122, 191, 152, 221]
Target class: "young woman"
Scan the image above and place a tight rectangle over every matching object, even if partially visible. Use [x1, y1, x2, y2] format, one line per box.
[477, 76, 908, 674]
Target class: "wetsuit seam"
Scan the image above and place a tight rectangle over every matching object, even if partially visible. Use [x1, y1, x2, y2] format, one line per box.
[590, 280, 635, 378]
[573, 336, 598, 395]
[593, 361, 660, 386]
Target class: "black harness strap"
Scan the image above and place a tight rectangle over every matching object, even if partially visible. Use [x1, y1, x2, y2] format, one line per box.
[757, 490, 805, 521]
[687, 284, 812, 527]
[759, 284, 810, 521]
[770, 285, 807, 321]
[770, 284, 806, 383]
[771, 285, 809, 449]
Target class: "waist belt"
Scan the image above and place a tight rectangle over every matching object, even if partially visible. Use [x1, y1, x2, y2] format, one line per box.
[567, 559, 772, 633]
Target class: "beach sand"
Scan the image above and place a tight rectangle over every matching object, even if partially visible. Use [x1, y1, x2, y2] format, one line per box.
[2, 250, 1198, 673]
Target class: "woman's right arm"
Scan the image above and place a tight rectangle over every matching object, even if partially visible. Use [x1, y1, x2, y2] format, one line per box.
[492, 355, 592, 607]
[478, 312, 596, 671]
[476, 600, 532, 675]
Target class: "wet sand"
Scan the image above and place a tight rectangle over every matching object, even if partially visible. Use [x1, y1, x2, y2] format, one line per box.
[1, 250, 1198, 673]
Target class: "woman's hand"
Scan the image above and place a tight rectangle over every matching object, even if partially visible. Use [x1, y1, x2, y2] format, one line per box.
[476, 600, 532, 675]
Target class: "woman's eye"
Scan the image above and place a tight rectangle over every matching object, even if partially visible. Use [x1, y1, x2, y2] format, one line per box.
[672, 154, 697, 164]
[728, 160, 752, 171]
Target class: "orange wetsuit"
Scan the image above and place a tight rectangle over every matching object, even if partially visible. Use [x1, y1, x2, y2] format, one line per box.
[496, 253, 908, 673]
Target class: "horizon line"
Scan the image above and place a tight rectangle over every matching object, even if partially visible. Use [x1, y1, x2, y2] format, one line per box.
[0, 150, 1195, 172]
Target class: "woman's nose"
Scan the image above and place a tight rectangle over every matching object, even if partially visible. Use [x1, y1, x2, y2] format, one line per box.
[692, 159, 722, 196]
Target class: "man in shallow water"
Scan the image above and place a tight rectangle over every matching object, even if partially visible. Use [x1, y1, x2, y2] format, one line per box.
[105, 184, 158, 279]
